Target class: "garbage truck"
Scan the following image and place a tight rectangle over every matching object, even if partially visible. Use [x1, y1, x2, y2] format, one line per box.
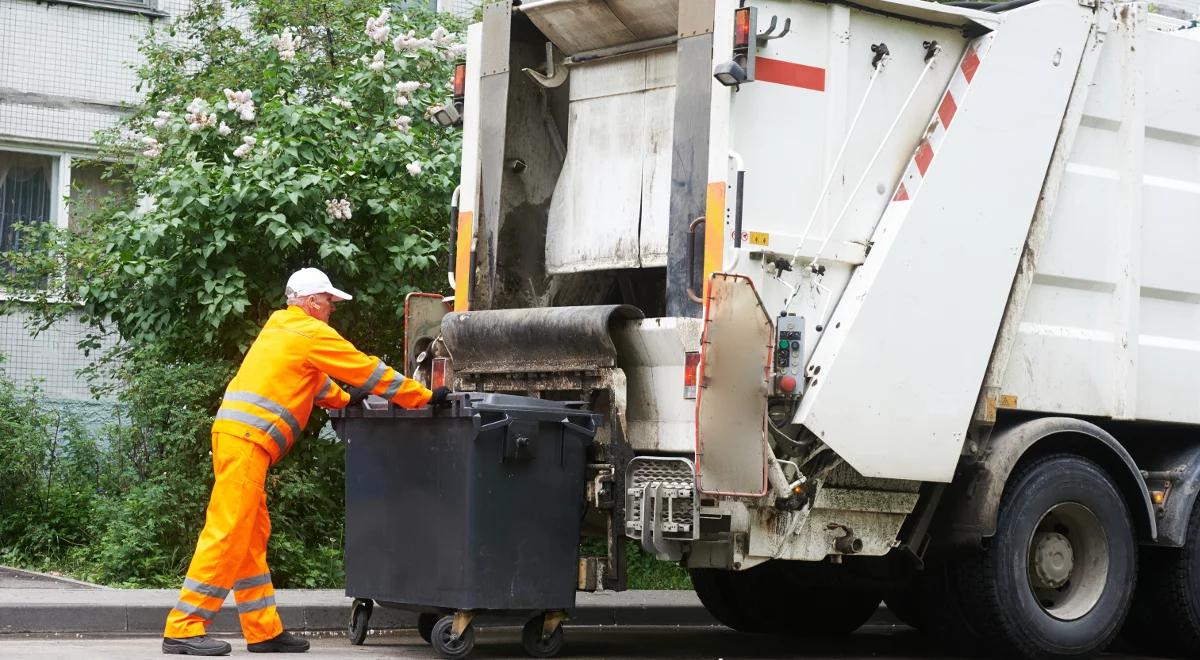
[401, 0, 1200, 657]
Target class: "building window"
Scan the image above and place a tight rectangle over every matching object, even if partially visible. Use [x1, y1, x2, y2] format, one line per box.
[0, 150, 54, 261]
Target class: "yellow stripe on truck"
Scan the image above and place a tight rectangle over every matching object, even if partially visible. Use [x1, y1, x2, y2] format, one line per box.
[454, 211, 473, 312]
[703, 182, 726, 294]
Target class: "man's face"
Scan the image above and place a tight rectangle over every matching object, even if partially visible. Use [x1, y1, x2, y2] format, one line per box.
[307, 293, 337, 323]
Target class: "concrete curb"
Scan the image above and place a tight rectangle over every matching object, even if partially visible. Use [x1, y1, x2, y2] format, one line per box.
[0, 590, 715, 635]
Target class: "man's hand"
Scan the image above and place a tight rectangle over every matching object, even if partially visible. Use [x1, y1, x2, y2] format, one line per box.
[347, 386, 370, 406]
[429, 386, 451, 407]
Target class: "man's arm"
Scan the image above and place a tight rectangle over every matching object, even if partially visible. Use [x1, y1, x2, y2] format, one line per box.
[306, 325, 432, 409]
[314, 375, 351, 409]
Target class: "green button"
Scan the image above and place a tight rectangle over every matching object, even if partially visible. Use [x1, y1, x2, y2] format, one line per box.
[778, 340, 789, 349]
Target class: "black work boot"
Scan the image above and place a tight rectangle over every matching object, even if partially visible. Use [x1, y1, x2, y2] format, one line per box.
[247, 630, 310, 653]
[162, 635, 232, 656]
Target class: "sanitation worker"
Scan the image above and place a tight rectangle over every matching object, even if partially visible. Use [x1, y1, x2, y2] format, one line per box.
[162, 267, 449, 655]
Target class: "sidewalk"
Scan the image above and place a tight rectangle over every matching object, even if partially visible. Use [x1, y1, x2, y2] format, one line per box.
[0, 568, 714, 634]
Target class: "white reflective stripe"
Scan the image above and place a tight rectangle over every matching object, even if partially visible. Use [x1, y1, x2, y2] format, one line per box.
[316, 377, 334, 401]
[174, 599, 219, 621]
[361, 361, 389, 392]
[183, 577, 229, 600]
[215, 409, 289, 455]
[223, 391, 302, 440]
[236, 594, 277, 614]
[381, 373, 407, 399]
[233, 573, 272, 591]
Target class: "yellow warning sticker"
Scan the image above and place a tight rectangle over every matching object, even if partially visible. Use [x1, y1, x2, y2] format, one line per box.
[998, 394, 1019, 408]
[748, 231, 769, 246]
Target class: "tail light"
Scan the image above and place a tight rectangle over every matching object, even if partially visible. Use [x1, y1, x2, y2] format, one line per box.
[452, 63, 466, 102]
[684, 351, 701, 399]
[431, 357, 449, 390]
[734, 7, 753, 49]
[714, 7, 757, 87]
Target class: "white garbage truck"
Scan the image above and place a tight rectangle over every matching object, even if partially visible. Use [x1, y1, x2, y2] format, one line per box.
[402, 0, 1200, 657]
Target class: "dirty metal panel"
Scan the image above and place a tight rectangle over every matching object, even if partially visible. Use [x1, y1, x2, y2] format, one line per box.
[403, 293, 450, 374]
[547, 51, 677, 274]
[442, 305, 644, 374]
[520, 0, 678, 55]
[696, 274, 772, 497]
[639, 50, 678, 268]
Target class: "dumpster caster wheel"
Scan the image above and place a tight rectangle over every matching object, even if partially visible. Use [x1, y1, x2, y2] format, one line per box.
[417, 612, 439, 645]
[348, 599, 372, 645]
[521, 615, 565, 658]
[431, 615, 475, 659]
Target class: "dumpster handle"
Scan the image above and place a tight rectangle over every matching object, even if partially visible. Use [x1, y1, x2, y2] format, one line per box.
[476, 413, 512, 433]
[560, 418, 597, 439]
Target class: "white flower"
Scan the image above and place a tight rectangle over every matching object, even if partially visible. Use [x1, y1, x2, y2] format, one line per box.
[431, 26, 452, 45]
[446, 43, 467, 60]
[224, 88, 256, 121]
[233, 144, 252, 158]
[395, 81, 421, 94]
[406, 161, 422, 176]
[272, 28, 303, 61]
[324, 198, 352, 220]
[365, 9, 391, 44]
[393, 115, 412, 132]
[141, 136, 162, 157]
[392, 30, 416, 51]
[330, 96, 353, 109]
[368, 50, 386, 72]
[218, 121, 232, 136]
[152, 110, 173, 129]
[133, 194, 158, 217]
[394, 94, 410, 107]
[242, 136, 257, 146]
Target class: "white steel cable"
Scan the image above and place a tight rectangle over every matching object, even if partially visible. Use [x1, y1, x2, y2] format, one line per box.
[791, 57, 889, 264]
[808, 47, 941, 272]
[782, 46, 942, 313]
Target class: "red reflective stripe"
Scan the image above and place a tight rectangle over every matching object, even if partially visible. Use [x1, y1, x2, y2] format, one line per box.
[961, 47, 981, 83]
[893, 183, 910, 202]
[756, 57, 825, 92]
[915, 141, 934, 176]
[938, 91, 958, 128]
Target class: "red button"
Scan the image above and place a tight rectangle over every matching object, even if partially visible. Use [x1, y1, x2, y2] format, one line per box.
[778, 375, 797, 393]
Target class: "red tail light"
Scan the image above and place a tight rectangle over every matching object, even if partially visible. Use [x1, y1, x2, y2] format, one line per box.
[432, 357, 449, 390]
[684, 351, 701, 399]
[452, 63, 466, 101]
[734, 7, 752, 49]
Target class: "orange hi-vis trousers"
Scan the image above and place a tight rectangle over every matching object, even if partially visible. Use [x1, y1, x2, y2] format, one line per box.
[164, 432, 282, 643]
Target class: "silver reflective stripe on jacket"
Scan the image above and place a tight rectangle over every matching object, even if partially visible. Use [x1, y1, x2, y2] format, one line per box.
[381, 373, 407, 399]
[361, 361, 389, 392]
[183, 577, 229, 600]
[236, 594, 277, 614]
[233, 573, 272, 591]
[214, 409, 289, 456]
[223, 391, 302, 440]
[315, 377, 334, 401]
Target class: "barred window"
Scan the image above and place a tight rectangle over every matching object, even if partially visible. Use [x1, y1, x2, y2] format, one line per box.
[0, 150, 54, 261]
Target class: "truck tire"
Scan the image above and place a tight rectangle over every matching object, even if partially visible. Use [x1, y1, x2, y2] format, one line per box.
[690, 561, 881, 636]
[955, 454, 1136, 659]
[1126, 498, 1200, 656]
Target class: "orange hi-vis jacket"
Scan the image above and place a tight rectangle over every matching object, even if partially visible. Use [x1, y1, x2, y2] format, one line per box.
[212, 305, 432, 462]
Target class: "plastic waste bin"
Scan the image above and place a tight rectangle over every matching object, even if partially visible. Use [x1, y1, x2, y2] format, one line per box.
[330, 392, 598, 658]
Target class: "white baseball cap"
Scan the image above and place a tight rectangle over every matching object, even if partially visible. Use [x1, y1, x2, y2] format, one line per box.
[285, 267, 353, 301]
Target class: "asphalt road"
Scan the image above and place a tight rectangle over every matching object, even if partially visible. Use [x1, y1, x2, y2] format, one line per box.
[0, 626, 1169, 659]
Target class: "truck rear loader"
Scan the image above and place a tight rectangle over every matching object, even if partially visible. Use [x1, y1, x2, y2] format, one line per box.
[402, 1, 1200, 657]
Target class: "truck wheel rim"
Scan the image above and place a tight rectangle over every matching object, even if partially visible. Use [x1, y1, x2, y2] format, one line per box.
[1026, 502, 1109, 621]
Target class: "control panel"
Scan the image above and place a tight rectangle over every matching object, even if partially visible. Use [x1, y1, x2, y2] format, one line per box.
[774, 314, 804, 396]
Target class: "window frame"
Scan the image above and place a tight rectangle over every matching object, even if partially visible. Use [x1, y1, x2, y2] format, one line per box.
[30, 0, 169, 19]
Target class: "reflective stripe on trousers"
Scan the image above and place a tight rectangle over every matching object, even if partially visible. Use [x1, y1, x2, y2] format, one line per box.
[164, 433, 283, 644]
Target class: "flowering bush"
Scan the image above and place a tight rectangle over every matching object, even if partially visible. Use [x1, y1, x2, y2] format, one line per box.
[5, 0, 466, 363]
